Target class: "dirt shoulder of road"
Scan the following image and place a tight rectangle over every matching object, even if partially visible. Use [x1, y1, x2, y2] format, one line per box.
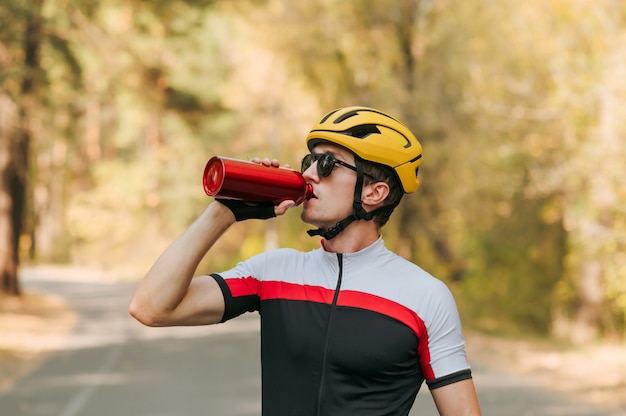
[0, 292, 77, 392]
[465, 330, 626, 412]
[1, 291, 625, 412]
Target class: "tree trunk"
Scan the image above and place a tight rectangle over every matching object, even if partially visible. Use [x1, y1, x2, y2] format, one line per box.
[0, 0, 43, 296]
[0, 96, 20, 295]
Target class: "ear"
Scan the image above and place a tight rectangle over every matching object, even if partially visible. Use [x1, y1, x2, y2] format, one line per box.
[362, 181, 390, 209]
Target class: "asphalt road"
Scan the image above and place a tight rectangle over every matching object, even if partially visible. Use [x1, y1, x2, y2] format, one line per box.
[0, 271, 621, 416]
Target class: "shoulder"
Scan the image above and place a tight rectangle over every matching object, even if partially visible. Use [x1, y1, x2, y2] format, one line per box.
[255, 247, 319, 264]
[371, 249, 458, 313]
[380, 249, 447, 291]
[222, 247, 323, 280]
[346, 244, 451, 301]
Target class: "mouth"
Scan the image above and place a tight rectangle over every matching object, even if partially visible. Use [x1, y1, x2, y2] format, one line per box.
[304, 193, 317, 205]
[304, 183, 317, 200]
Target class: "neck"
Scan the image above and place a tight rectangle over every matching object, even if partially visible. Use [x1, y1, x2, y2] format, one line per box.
[321, 220, 380, 253]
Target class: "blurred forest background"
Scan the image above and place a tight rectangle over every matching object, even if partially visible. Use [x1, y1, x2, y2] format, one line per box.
[1, 0, 625, 345]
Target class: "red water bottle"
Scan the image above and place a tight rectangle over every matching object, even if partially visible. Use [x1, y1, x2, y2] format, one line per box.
[203, 156, 313, 205]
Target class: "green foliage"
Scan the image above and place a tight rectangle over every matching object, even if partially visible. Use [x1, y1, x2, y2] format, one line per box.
[460, 193, 566, 335]
[2, 0, 626, 340]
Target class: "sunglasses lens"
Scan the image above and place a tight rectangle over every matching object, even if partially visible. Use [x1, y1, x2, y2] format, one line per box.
[300, 154, 313, 173]
[317, 154, 334, 177]
[301, 153, 338, 177]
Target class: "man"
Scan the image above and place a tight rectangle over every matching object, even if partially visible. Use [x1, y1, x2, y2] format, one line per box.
[129, 106, 482, 415]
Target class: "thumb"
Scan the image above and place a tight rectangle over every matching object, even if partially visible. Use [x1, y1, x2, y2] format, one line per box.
[275, 200, 296, 216]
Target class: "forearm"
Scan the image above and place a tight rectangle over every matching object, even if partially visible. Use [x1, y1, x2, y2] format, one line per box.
[129, 202, 235, 325]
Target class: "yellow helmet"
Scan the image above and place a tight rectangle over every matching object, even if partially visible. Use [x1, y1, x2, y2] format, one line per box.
[306, 106, 423, 193]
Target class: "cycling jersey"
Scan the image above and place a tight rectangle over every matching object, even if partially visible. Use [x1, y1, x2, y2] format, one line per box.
[212, 237, 472, 416]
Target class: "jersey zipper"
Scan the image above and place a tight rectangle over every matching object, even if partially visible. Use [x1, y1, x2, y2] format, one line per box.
[316, 253, 344, 416]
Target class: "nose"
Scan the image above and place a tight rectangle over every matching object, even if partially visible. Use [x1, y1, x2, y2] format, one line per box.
[302, 160, 320, 182]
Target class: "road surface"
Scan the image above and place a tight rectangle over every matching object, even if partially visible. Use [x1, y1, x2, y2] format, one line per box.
[0, 271, 621, 416]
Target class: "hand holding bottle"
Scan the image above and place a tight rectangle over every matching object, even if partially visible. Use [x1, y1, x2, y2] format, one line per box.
[204, 156, 311, 221]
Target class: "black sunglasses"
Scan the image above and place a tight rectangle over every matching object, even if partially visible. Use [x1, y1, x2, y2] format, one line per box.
[301, 153, 374, 179]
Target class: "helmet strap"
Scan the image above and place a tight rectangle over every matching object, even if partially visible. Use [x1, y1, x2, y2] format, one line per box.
[307, 157, 376, 240]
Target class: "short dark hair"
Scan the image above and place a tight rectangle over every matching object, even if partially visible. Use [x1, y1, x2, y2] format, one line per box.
[361, 160, 404, 227]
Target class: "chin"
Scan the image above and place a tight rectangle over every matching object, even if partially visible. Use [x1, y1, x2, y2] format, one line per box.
[300, 211, 317, 226]
[301, 211, 327, 229]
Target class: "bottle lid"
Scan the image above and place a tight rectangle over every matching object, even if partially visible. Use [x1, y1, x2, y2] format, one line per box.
[203, 156, 225, 196]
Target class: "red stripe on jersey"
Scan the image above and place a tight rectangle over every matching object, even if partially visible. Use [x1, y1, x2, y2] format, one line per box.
[417, 332, 435, 380]
[227, 279, 436, 380]
[337, 290, 435, 381]
[260, 280, 336, 304]
[225, 276, 260, 297]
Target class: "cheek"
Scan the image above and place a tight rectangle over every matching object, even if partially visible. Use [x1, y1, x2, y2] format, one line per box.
[331, 191, 357, 216]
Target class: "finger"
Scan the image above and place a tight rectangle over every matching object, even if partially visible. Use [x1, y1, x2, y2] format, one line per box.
[274, 200, 296, 216]
[250, 157, 262, 164]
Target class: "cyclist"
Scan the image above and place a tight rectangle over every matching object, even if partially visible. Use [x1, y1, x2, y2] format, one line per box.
[130, 106, 482, 415]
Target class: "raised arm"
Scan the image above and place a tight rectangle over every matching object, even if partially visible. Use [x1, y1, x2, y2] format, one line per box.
[129, 157, 296, 327]
[129, 201, 236, 327]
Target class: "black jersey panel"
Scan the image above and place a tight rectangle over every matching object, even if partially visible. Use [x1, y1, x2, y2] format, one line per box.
[260, 298, 329, 416]
[259, 298, 423, 416]
[335, 289, 435, 380]
[326, 307, 421, 380]
[321, 307, 423, 416]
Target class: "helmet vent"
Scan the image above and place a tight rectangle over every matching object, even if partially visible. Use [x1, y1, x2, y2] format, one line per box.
[320, 109, 340, 124]
[343, 124, 381, 139]
[334, 109, 360, 123]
